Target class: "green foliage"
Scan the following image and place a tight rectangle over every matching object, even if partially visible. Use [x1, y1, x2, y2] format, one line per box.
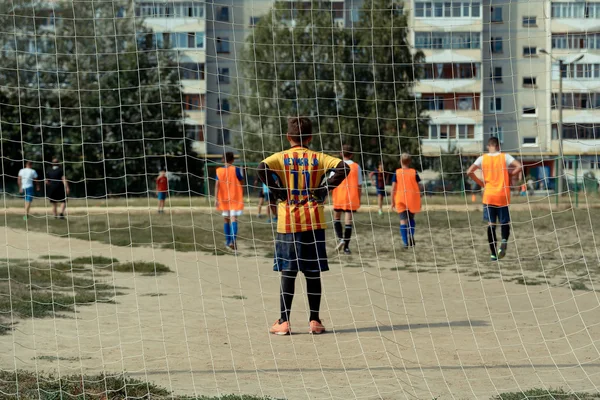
[232, 0, 426, 166]
[432, 147, 466, 193]
[0, 1, 197, 197]
[491, 387, 599, 400]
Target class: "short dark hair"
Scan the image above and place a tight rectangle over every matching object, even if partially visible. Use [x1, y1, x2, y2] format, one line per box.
[341, 144, 353, 158]
[287, 117, 312, 143]
[224, 152, 235, 163]
[159, 166, 166, 172]
[488, 136, 500, 148]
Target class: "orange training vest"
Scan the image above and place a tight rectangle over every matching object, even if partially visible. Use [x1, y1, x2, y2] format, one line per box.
[481, 154, 510, 207]
[332, 162, 361, 211]
[216, 165, 244, 211]
[394, 168, 421, 213]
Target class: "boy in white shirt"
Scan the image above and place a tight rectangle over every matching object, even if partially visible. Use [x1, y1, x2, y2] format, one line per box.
[18, 161, 40, 220]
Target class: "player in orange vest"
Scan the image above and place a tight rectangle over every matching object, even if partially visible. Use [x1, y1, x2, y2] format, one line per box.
[331, 145, 362, 255]
[391, 153, 422, 248]
[467, 137, 522, 261]
[215, 152, 245, 250]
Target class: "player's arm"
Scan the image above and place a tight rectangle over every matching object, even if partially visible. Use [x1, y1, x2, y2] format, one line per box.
[62, 174, 70, 195]
[509, 159, 523, 177]
[34, 171, 40, 191]
[390, 180, 397, 210]
[467, 159, 485, 189]
[326, 160, 351, 190]
[17, 174, 22, 193]
[257, 162, 287, 201]
[214, 179, 220, 208]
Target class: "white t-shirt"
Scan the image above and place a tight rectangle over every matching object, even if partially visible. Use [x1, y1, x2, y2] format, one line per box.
[343, 159, 363, 185]
[18, 168, 38, 189]
[473, 152, 515, 169]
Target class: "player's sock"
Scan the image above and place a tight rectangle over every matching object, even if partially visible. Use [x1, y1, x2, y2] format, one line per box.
[487, 225, 497, 257]
[232, 221, 239, 243]
[224, 222, 231, 245]
[305, 271, 321, 322]
[333, 219, 342, 240]
[343, 224, 352, 249]
[400, 224, 409, 246]
[409, 219, 416, 237]
[501, 224, 510, 241]
[280, 271, 297, 323]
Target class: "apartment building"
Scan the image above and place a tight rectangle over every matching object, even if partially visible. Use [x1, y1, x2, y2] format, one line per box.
[409, 0, 600, 180]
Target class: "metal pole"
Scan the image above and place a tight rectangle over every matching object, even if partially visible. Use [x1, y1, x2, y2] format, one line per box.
[557, 59, 564, 201]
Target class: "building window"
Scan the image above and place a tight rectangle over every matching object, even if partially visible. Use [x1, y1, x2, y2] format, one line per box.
[552, 33, 600, 49]
[249, 16, 261, 26]
[135, 2, 204, 18]
[491, 66, 502, 82]
[490, 126, 504, 143]
[523, 77, 537, 87]
[216, 6, 229, 22]
[218, 98, 230, 113]
[180, 63, 204, 80]
[523, 106, 537, 116]
[558, 63, 600, 79]
[552, 92, 600, 109]
[421, 63, 480, 79]
[523, 16, 537, 26]
[168, 32, 204, 49]
[490, 97, 502, 112]
[491, 6, 502, 22]
[428, 124, 475, 139]
[555, 124, 600, 140]
[185, 125, 204, 141]
[218, 128, 231, 145]
[522, 137, 537, 146]
[414, 32, 481, 49]
[491, 37, 503, 53]
[422, 96, 444, 110]
[216, 37, 230, 53]
[184, 94, 205, 110]
[552, 2, 600, 18]
[218, 67, 230, 83]
[523, 46, 537, 56]
[414, 2, 479, 18]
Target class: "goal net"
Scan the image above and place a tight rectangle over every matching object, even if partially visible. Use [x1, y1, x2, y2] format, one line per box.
[1, 0, 599, 399]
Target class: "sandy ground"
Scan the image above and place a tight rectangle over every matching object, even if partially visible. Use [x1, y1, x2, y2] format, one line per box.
[1, 226, 600, 399]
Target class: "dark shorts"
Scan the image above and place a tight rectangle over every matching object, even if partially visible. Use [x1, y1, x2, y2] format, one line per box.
[259, 190, 266, 199]
[376, 188, 386, 197]
[157, 192, 167, 201]
[274, 229, 329, 272]
[399, 211, 415, 220]
[333, 209, 355, 213]
[483, 205, 510, 225]
[47, 186, 66, 203]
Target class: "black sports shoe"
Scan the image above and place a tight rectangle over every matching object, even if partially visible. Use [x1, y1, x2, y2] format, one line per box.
[343, 248, 352, 255]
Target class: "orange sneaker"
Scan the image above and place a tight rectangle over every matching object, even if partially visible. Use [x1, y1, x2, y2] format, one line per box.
[269, 319, 290, 335]
[309, 320, 325, 334]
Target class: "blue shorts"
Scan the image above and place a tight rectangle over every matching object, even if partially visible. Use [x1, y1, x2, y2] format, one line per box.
[157, 192, 167, 200]
[483, 205, 510, 225]
[274, 229, 329, 272]
[23, 187, 34, 203]
[376, 187, 386, 197]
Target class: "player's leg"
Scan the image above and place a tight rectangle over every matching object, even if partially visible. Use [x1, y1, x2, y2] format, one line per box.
[343, 211, 353, 254]
[377, 192, 384, 216]
[230, 214, 239, 249]
[24, 188, 32, 219]
[60, 201, 66, 218]
[408, 212, 416, 246]
[333, 210, 344, 250]
[305, 270, 324, 333]
[257, 194, 264, 217]
[52, 202, 58, 218]
[484, 205, 498, 260]
[498, 206, 511, 259]
[270, 232, 298, 335]
[223, 215, 232, 246]
[399, 211, 409, 247]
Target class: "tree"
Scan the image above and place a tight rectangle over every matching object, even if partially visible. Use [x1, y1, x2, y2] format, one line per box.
[232, 0, 428, 169]
[231, 1, 347, 163]
[0, 0, 196, 196]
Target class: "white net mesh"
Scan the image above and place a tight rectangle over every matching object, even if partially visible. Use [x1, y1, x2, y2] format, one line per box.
[1, 0, 600, 399]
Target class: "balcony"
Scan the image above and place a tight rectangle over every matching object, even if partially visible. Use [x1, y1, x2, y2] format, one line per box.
[421, 139, 483, 155]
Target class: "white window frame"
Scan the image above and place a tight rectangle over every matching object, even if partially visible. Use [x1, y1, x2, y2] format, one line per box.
[489, 97, 502, 112]
[522, 137, 538, 147]
[522, 106, 537, 117]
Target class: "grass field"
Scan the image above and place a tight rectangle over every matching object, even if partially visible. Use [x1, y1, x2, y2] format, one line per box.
[0, 203, 599, 399]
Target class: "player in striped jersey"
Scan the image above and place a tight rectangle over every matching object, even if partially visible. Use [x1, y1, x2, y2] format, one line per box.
[258, 117, 349, 335]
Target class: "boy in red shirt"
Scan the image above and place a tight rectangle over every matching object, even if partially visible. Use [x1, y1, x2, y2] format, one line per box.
[156, 168, 168, 214]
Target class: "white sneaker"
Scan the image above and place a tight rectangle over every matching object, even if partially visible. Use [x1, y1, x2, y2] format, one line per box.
[335, 239, 345, 251]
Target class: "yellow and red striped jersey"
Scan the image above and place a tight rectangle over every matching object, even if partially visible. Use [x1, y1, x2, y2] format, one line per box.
[262, 146, 341, 233]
